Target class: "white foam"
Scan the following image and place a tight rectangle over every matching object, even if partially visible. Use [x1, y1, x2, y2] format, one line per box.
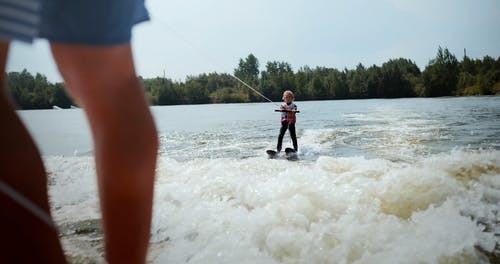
[45, 156, 100, 223]
[44, 149, 500, 263]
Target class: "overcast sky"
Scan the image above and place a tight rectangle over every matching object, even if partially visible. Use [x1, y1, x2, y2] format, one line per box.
[6, 0, 500, 82]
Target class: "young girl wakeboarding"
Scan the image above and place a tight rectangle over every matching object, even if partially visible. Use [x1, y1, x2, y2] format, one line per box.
[276, 90, 298, 153]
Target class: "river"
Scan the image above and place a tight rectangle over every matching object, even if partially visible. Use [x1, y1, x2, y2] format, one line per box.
[19, 96, 500, 263]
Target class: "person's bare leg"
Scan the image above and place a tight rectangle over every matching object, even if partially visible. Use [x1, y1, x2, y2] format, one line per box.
[0, 41, 66, 263]
[50, 43, 158, 263]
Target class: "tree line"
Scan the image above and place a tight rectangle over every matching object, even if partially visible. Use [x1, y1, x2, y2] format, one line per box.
[6, 47, 500, 109]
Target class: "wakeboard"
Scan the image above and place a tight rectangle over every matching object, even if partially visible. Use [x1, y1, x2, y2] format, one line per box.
[266, 148, 298, 161]
[285, 147, 298, 161]
[266, 150, 278, 159]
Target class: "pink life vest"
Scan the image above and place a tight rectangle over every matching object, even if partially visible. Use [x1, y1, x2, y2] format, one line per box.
[280, 102, 297, 124]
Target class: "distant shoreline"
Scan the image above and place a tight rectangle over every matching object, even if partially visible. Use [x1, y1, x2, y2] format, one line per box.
[7, 48, 500, 109]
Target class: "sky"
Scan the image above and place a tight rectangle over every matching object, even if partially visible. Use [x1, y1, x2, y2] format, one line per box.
[6, 0, 500, 83]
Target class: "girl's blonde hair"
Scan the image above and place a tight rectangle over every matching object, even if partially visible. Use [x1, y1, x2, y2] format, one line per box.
[282, 90, 295, 100]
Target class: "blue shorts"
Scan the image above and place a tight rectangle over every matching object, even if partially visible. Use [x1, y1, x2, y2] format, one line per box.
[0, 0, 149, 45]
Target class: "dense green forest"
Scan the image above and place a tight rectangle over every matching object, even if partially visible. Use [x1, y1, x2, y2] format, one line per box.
[6, 47, 500, 109]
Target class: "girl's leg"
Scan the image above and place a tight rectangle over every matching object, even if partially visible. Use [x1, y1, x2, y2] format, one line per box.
[277, 122, 288, 152]
[289, 124, 298, 151]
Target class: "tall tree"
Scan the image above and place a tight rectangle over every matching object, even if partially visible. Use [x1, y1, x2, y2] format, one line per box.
[333, 70, 349, 99]
[380, 59, 418, 98]
[234, 54, 259, 86]
[348, 63, 368, 98]
[294, 66, 313, 100]
[52, 83, 74, 108]
[366, 65, 382, 98]
[234, 54, 260, 100]
[422, 47, 459, 97]
[261, 61, 295, 101]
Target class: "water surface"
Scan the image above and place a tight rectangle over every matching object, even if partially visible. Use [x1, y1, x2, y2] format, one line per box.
[19, 96, 500, 263]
